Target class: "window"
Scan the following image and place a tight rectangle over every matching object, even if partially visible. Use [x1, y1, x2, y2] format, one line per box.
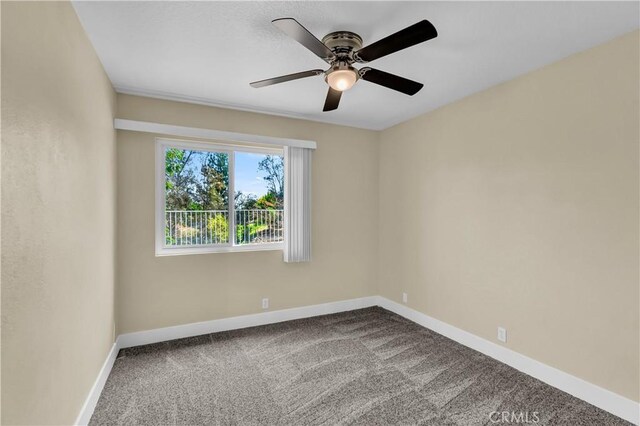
[155, 139, 284, 255]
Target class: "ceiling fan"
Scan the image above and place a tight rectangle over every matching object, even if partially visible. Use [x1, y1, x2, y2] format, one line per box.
[250, 18, 438, 112]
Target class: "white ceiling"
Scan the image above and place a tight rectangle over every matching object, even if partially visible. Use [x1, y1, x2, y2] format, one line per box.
[72, 1, 639, 130]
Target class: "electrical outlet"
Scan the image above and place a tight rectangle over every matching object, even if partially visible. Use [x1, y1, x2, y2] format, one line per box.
[497, 327, 507, 343]
[402, 292, 408, 304]
[262, 298, 269, 310]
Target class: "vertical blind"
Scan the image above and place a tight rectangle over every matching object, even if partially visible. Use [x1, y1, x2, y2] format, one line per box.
[283, 146, 312, 262]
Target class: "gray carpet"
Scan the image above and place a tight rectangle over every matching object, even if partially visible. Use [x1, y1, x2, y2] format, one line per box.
[90, 307, 629, 425]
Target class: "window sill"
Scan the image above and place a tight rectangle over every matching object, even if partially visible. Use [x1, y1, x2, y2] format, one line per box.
[155, 243, 284, 257]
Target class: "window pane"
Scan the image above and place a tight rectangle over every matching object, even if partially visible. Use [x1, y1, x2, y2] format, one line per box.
[234, 152, 284, 245]
[164, 148, 229, 246]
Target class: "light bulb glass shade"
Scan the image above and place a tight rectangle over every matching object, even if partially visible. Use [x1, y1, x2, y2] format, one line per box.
[326, 69, 357, 91]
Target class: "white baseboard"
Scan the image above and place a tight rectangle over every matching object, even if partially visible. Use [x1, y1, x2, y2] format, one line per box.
[116, 296, 379, 349]
[74, 342, 119, 426]
[75, 295, 638, 425]
[377, 296, 640, 425]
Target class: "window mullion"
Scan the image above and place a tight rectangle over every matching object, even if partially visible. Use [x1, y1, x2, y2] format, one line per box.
[228, 150, 235, 247]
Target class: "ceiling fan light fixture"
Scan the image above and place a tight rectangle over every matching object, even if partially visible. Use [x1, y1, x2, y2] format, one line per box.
[326, 67, 358, 92]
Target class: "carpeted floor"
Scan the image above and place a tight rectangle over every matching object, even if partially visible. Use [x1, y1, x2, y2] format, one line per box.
[90, 307, 629, 425]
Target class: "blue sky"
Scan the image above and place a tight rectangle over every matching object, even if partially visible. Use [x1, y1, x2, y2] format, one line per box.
[234, 152, 270, 197]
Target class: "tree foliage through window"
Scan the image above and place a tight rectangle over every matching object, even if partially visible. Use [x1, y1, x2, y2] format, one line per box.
[165, 149, 284, 211]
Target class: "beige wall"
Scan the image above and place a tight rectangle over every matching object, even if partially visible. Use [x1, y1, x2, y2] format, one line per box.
[379, 30, 640, 402]
[115, 94, 379, 334]
[1, 2, 116, 424]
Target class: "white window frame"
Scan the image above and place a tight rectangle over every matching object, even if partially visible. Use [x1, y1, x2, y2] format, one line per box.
[155, 138, 284, 256]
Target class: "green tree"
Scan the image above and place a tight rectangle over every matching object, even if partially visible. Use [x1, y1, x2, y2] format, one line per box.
[257, 155, 284, 207]
[235, 191, 258, 210]
[258, 155, 284, 196]
[165, 148, 198, 210]
[207, 213, 229, 243]
[255, 192, 278, 209]
[197, 152, 229, 210]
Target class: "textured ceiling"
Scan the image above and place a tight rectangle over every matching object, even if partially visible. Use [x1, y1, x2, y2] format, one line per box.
[72, 1, 639, 130]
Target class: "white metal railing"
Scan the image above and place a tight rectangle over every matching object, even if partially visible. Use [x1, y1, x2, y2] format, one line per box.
[165, 209, 284, 246]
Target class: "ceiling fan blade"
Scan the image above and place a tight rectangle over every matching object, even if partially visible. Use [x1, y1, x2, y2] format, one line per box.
[323, 87, 342, 111]
[359, 68, 423, 96]
[272, 18, 335, 63]
[250, 69, 324, 88]
[354, 20, 437, 63]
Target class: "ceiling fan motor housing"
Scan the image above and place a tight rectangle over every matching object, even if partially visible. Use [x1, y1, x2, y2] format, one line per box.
[321, 31, 363, 61]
